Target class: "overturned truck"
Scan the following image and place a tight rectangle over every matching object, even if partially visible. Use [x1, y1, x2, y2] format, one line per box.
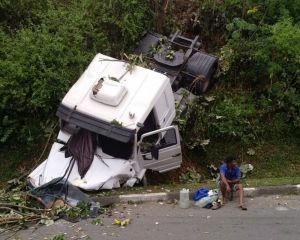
[29, 31, 217, 190]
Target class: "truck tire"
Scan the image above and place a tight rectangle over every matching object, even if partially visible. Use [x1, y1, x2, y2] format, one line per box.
[185, 52, 218, 94]
[135, 32, 161, 55]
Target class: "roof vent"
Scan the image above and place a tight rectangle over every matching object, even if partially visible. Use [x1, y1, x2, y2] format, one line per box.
[90, 77, 127, 106]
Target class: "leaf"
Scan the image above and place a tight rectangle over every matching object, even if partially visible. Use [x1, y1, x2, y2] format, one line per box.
[121, 219, 130, 226]
[200, 139, 210, 146]
[91, 218, 103, 226]
[247, 6, 258, 15]
[204, 96, 215, 102]
[11, 194, 21, 201]
[40, 218, 54, 226]
[112, 218, 130, 226]
[247, 148, 256, 156]
[112, 219, 121, 225]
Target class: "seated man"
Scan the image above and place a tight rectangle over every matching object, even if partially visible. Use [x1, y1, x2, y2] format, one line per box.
[219, 155, 247, 210]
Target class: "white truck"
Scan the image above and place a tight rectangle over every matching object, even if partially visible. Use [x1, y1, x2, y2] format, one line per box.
[29, 31, 217, 190]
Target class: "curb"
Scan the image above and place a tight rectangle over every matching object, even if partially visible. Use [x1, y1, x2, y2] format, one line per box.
[91, 184, 300, 206]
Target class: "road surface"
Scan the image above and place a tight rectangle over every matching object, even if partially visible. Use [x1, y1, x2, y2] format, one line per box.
[2, 194, 300, 240]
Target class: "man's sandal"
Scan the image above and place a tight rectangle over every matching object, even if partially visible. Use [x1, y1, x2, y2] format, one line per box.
[212, 202, 222, 210]
[238, 205, 247, 211]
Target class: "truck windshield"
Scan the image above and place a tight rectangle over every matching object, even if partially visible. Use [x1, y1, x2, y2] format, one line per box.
[98, 134, 133, 160]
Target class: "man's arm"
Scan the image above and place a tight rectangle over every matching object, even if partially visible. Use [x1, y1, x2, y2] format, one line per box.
[220, 174, 231, 191]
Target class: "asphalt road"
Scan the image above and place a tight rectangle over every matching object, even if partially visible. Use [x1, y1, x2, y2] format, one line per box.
[2, 195, 300, 240]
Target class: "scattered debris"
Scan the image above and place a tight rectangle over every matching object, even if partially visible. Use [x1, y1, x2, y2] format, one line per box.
[112, 218, 130, 227]
[0, 180, 104, 236]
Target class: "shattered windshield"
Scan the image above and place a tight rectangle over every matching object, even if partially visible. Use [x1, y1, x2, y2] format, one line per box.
[98, 134, 133, 160]
[61, 120, 133, 160]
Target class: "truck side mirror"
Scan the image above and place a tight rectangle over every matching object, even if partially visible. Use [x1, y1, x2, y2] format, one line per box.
[150, 143, 159, 160]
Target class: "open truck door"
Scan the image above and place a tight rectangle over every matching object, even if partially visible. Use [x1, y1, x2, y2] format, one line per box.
[138, 126, 182, 173]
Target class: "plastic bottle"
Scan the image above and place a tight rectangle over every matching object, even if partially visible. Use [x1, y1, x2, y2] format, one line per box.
[179, 188, 190, 209]
[90, 201, 101, 218]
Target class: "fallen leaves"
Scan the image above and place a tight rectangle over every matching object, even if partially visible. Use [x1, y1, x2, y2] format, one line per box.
[0, 181, 104, 235]
[112, 218, 131, 227]
[91, 218, 103, 226]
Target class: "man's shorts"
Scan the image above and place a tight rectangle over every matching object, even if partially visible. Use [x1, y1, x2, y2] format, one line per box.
[232, 184, 238, 192]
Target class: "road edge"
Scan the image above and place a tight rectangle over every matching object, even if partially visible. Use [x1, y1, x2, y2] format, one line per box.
[92, 184, 300, 206]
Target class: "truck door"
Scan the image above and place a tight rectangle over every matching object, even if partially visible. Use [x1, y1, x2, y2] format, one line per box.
[138, 126, 182, 173]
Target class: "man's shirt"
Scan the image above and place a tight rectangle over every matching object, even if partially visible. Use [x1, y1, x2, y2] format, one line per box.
[219, 163, 241, 181]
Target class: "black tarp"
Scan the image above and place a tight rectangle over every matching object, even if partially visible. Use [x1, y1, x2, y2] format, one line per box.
[67, 128, 97, 178]
[30, 178, 90, 207]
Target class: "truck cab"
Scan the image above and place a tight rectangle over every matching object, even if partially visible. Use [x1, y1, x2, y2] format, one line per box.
[29, 53, 182, 190]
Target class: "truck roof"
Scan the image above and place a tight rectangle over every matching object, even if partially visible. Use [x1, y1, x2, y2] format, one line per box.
[60, 53, 170, 131]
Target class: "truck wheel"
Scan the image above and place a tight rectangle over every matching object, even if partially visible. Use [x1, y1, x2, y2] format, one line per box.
[185, 52, 218, 94]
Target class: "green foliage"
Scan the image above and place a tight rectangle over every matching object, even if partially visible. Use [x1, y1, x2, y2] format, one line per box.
[181, 92, 260, 149]
[0, 0, 152, 145]
[62, 202, 91, 222]
[51, 235, 66, 240]
[91, 218, 103, 226]
[0, 0, 49, 31]
[221, 18, 300, 129]
[211, 94, 259, 143]
[1, 0, 299, 169]
[179, 167, 202, 183]
[179, 0, 300, 150]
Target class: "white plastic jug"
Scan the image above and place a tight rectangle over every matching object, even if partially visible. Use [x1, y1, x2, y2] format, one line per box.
[179, 188, 190, 208]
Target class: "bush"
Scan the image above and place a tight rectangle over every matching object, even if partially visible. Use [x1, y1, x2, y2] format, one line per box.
[0, 0, 152, 145]
[220, 18, 300, 129]
[180, 92, 260, 150]
[178, 1, 300, 150]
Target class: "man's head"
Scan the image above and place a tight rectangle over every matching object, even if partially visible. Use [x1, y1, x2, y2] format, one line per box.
[225, 154, 236, 169]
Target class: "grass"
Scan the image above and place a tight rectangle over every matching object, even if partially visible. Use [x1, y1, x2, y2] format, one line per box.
[0, 136, 299, 191]
[93, 136, 300, 197]
[0, 143, 41, 187]
[187, 136, 300, 179]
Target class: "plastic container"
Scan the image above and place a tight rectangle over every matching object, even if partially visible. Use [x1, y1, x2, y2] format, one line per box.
[90, 201, 101, 218]
[179, 188, 190, 209]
